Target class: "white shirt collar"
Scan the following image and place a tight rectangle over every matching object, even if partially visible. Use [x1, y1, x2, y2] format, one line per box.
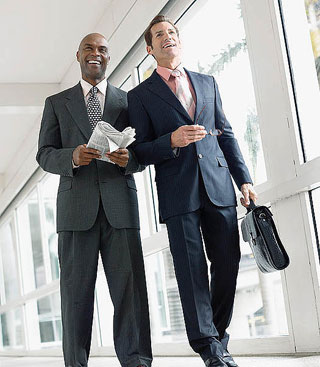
[80, 78, 108, 97]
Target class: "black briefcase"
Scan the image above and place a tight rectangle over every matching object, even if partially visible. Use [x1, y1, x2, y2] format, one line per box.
[241, 200, 290, 273]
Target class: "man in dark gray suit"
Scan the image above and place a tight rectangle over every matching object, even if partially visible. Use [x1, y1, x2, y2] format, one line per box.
[36, 33, 152, 367]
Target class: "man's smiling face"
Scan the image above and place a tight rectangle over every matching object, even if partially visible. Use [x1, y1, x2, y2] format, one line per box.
[76, 33, 110, 85]
[147, 21, 182, 65]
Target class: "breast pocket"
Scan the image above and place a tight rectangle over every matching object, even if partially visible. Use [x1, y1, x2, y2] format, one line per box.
[216, 156, 228, 167]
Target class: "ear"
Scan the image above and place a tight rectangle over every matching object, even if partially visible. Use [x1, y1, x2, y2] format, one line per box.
[146, 45, 153, 56]
[76, 51, 80, 62]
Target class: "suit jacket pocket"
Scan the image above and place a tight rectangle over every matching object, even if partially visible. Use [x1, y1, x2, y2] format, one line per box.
[126, 178, 137, 191]
[58, 180, 72, 192]
[155, 164, 179, 182]
[216, 156, 228, 167]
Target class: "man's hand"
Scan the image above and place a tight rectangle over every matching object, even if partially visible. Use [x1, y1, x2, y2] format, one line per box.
[106, 149, 129, 167]
[240, 183, 258, 208]
[171, 125, 207, 148]
[73, 144, 101, 166]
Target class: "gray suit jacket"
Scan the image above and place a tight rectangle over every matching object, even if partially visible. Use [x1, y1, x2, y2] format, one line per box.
[37, 82, 143, 232]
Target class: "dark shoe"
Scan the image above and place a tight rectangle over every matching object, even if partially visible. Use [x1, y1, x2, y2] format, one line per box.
[222, 350, 239, 367]
[205, 355, 228, 367]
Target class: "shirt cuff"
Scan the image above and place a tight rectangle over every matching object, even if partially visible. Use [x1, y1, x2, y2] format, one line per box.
[172, 147, 180, 157]
[72, 159, 79, 169]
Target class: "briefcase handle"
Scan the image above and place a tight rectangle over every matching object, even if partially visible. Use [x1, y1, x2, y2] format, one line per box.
[247, 199, 257, 213]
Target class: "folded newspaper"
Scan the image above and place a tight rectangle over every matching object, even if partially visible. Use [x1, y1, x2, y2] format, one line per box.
[86, 121, 136, 163]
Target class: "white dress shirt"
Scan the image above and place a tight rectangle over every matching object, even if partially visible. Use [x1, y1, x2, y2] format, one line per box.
[80, 77, 108, 111]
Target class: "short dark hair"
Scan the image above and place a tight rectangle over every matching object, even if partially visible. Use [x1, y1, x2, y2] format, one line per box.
[144, 15, 179, 47]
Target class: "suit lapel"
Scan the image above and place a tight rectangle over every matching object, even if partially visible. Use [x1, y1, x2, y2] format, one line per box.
[102, 83, 124, 126]
[185, 69, 205, 124]
[66, 83, 92, 140]
[146, 70, 192, 122]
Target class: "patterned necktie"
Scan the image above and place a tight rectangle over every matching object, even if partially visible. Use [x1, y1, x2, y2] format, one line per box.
[171, 69, 195, 120]
[87, 86, 102, 130]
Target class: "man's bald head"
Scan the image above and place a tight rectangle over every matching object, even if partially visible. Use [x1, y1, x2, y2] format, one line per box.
[78, 33, 109, 50]
[76, 33, 110, 86]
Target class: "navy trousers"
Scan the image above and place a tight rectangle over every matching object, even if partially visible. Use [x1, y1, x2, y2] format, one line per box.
[165, 180, 240, 361]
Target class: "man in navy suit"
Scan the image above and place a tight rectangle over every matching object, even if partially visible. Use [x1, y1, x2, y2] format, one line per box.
[128, 15, 257, 367]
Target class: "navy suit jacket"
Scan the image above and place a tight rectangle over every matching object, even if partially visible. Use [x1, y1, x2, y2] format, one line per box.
[128, 69, 252, 221]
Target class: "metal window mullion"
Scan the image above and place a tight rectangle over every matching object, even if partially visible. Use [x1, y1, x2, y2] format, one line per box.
[132, 67, 140, 87]
[141, 169, 158, 237]
[0, 280, 59, 313]
[37, 183, 52, 284]
[159, 251, 171, 331]
[19, 299, 29, 350]
[11, 211, 23, 300]
[308, 190, 320, 263]
[0, 239, 6, 306]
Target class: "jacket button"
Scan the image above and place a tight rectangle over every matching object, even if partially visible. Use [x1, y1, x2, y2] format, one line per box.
[198, 154, 203, 159]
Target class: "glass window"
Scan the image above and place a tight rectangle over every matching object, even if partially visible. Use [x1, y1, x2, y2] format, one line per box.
[305, 0, 320, 87]
[120, 75, 133, 91]
[0, 307, 24, 349]
[138, 55, 157, 82]
[135, 171, 156, 239]
[144, 249, 187, 344]
[17, 189, 46, 292]
[280, 0, 320, 161]
[40, 175, 59, 281]
[0, 220, 20, 303]
[95, 270, 114, 347]
[229, 236, 288, 338]
[178, 0, 267, 184]
[145, 227, 288, 343]
[37, 292, 62, 345]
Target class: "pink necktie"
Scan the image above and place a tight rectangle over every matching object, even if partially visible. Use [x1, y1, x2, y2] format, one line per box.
[171, 69, 195, 120]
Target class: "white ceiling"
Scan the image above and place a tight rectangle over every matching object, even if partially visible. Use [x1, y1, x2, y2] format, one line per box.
[0, 0, 114, 177]
[0, 0, 113, 83]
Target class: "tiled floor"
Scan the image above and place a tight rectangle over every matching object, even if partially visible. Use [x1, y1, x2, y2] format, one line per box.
[0, 355, 320, 367]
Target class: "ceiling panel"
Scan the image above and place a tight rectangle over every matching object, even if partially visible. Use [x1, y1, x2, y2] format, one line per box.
[1, 113, 41, 172]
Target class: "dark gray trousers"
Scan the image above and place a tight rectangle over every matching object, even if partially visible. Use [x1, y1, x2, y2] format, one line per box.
[58, 204, 152, 367]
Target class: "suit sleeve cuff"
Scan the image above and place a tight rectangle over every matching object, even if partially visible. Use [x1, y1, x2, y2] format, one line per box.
[156, 132, 180, 160]
[122, 149, 138, 175]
